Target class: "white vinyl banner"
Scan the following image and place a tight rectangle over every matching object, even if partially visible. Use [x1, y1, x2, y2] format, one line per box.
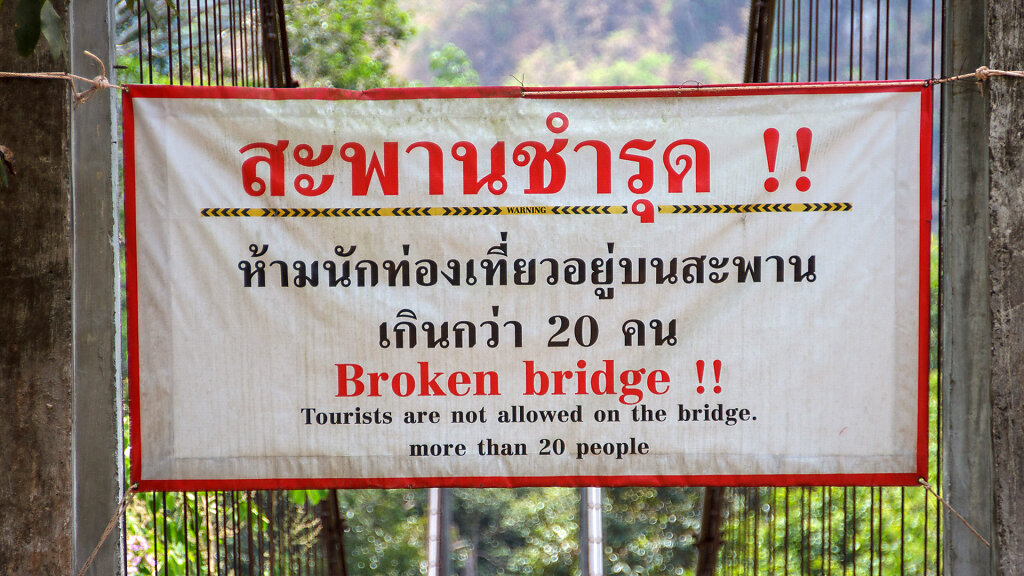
[125, 83, 930, 490]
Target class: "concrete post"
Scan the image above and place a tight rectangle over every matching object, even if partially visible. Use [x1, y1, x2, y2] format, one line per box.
[940, 0, 996, 573]
[0, 1, 121, 574]
[70, 0, 123, 573]
[945, 0, 1024, 572]
[986, 0, 1024, 572]
[0, 2, 74, 573]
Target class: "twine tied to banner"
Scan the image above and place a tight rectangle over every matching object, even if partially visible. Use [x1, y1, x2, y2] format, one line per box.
[0, 51, 121, 108]
[933, 65, 1024, 85]
[524, 66, 1024, 98]
[2, 54, 1024, 104]
[918, 478, 991, 549]
[75, 483, 138, 576]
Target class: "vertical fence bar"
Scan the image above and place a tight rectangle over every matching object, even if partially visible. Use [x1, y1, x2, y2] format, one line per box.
[187, 0, 195, 84]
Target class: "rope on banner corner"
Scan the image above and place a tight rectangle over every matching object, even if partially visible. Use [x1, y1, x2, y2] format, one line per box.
[918, 478, 991, 549]
[75, 483, 138, 576]
[932, 65, 1024, 85]
[0, 51, 123, 108]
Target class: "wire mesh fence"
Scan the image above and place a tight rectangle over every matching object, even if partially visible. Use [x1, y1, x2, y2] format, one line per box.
[120, 1, 944, 574]
[711, 2, 944, 574]
[118, 0, 291, 86]
[770, 0, 940, 82]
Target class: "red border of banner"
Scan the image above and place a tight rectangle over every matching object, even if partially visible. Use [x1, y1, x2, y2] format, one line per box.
[124, 81, 932, 491]
[124, 89, 143, 489]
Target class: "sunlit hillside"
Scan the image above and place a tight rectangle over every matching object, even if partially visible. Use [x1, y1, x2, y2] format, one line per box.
[392, 0, 750, 87]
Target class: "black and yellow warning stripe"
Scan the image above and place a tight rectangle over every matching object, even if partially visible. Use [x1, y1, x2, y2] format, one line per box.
[200, 203, 852, 218]
[660, 202, 852, 214]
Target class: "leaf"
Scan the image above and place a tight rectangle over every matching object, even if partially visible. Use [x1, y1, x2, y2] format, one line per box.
[287, 489, 326, 506]
[39, 1, 65, 60]
[0, 145, 15, 190]
[14, 0, 44, 57]
[139, 0, 164, 23]
[287, 490, 306, 505]
[120, 0, 163, 23]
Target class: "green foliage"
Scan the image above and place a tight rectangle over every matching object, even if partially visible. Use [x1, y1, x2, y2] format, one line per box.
[126, 493, 207, 576]
[450, 488, 578, 576]
[716, 483, 940, 574]
[289, 489, 327, 506]
[505, 488, 579, 575]
[429, 42, 480, 87]
[451, 488, 528, 575]
[586, 52, 674, 86]
[0, 147, 10, 189]
[124, 0, 165, 23]
[38, 1, 64, 57]
[603, 487, 702, 575]
[14, 0, 43, 56]
[12, 0, 64, 58]
[395, 0, 749, 86]
[285, 0, 414, 89]
[116, 54, 171, 85]
[336, 489, 427, 575]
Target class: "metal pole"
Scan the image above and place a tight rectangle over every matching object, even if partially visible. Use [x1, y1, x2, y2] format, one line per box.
[587, 487, 603, 576]
[695, 488, 725, 576]
[744, 0, 779, 82]
[428, 488, 452, 576]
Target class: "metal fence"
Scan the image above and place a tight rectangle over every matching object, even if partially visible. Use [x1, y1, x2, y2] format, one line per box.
[748, 0, 941, 83]
[712, 1, 943, 574]
[121, 1, 944, 574]
[119, 0, 291, 86]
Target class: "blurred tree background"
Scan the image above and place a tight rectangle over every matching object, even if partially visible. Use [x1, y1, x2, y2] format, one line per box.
[282, 0, 748, 88]
[391, 0, 747, 86]
[284, 0, 413, 88]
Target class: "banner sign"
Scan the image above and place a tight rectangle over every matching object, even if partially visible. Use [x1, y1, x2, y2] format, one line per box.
[125, 83, 931, 490]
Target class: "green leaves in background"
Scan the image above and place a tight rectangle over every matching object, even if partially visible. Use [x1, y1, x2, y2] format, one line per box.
[288, 489, 327, 506]
[13, 0, 64, 58]
[285, 0, 413, 89]
[122, 0, 168, 25]
[429, 42, 480, 87]
[38, 1, 64, 58]
[0, 146, 14, 190]
[13, 0, 42, 56]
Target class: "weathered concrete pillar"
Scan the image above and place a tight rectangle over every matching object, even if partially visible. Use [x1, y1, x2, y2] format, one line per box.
[0, 0, 121, 574]
[987, 0, 1024, 572]
[70, 0, 123, 573]
[946, 0, 1024, 572]
[941, 0, 996, 573]
[0, 3, 74, 573]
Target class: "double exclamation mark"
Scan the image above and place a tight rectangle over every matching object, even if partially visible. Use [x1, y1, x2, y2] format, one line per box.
[696, 359, 722, 394]
[763, 127, 813, 192]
